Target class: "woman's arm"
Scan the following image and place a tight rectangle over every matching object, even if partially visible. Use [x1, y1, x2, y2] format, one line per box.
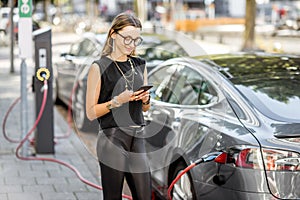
[141, 67, 150, 112]
[86, 63, 112, 121]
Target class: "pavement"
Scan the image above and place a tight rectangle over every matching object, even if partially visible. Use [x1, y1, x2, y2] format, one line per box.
[0, 28, 299, 200]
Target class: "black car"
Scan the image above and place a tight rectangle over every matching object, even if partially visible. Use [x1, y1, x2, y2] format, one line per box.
[145, 52, 300, 199]
[53, 32, 203, 131]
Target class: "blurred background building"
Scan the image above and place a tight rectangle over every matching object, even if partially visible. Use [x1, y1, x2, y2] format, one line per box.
[0, 0, 299, 39]
[1, 0, 299, 22]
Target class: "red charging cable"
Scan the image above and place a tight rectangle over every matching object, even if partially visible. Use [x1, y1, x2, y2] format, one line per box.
[167, 152, 226, 200]
[2, 83, 72, 143]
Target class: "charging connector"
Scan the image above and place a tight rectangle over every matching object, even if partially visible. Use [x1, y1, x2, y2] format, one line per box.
[167, 152, 227, 200]
[36, 68, 50, 82]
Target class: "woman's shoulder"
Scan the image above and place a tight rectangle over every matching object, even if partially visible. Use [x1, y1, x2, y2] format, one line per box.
[93, 56, 113, 69]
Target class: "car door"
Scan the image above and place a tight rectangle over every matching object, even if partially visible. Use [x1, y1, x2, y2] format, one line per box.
[146, 62, 222, 187]
[145, 64, 184, 179]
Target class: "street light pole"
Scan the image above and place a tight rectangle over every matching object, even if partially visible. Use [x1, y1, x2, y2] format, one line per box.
[9, 0, 14, 73]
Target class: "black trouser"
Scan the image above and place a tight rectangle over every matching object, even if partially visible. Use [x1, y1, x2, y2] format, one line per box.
[97, 127, 152, 200]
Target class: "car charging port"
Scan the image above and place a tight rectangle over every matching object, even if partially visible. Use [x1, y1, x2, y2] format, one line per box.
[167, 152, 228, 200]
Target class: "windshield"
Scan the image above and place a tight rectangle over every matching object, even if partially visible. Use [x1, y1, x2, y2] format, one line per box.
[209, 54, 300, 121]
[234, 76, 300, 121]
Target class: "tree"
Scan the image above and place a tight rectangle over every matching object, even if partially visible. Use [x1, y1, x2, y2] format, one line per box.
[242, 0, 257, 51]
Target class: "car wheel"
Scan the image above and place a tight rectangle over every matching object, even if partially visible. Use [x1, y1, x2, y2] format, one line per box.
[170, 162, 197, 200]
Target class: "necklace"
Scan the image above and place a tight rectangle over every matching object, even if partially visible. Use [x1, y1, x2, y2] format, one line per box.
[113, 58, 135, 91]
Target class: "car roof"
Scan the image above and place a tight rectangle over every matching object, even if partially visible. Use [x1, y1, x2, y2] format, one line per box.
[194, 52, 300, 81]
[92, 32, 204, 57]
[142, 32, 205, 57]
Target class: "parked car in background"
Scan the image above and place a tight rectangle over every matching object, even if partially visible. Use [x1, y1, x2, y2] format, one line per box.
[145, 52, 300, 199]
[53, 31, 202, 131]
[52, 32, 105, 131]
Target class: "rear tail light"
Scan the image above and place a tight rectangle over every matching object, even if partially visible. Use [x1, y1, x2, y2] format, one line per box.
[233, 147, 300, 171]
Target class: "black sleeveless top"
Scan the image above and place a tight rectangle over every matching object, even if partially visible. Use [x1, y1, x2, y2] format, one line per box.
[93, 56, 146, 129]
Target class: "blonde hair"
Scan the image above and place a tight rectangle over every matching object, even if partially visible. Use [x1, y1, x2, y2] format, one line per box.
[102, 12, 142, 56]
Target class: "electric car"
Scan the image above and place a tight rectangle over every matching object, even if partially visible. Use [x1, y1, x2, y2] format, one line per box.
[144, 52, 300, 199]
[53, 32, 202, 131]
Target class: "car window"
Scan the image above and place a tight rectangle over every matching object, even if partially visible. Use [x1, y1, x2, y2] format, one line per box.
[138, 41, 187, 62]
[69, 38, 96, 57]
[167, 65, 217, 105]
[77, 39, 97, 56]
[149, 64, 217, 105]
[69, 42, 80, 56]
[149, 64, 178, 102]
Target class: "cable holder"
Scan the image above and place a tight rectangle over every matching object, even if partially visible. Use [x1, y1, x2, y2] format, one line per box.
[36, 67, 50, 82]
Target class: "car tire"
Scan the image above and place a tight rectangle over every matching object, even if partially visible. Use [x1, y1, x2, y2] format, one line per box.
[170, 161, 197, 200]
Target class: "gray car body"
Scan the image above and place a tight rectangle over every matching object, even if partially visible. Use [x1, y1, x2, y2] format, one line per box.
[144, 54, 300, 199]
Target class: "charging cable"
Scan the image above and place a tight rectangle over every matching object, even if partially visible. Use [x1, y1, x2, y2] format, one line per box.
[167, 152, 227, 200]
[2, 70, 73, 144]
[2, 73, 133, 200]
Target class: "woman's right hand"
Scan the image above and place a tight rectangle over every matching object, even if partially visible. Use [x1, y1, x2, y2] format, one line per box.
[116, 89, 135, 104]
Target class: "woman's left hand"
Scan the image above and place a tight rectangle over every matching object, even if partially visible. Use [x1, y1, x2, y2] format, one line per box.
[133, 90, 150, 103]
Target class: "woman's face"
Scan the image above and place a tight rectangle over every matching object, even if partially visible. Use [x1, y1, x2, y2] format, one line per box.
[113, 26, 142, 56]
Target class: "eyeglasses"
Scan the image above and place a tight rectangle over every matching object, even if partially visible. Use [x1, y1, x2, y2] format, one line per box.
[117, 32, 143, 46]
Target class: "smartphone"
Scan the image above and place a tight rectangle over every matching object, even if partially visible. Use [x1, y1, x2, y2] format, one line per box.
[136, 85, 153, 92]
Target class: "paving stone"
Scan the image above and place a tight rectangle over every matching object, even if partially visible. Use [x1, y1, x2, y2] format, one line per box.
[75, 191, 102, 200]
[17, 169, 49, 178]
[41, 192, 77, 200]
[35, 177, 68, 185]
[23, 184, 55, 193]
[54, 183, 90, 193]
[4, 177, 36, 185]
[0, 185, 22, 193]
[0, 194, 8, 200]
[7, 192, 42, 200]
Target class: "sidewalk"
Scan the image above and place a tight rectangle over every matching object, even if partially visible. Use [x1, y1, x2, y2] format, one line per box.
[0, 58, 103, 199]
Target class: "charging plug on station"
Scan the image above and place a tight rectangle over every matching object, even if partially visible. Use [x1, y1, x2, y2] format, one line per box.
[36, 68, 50, 82]
[36, 48, 50, 82]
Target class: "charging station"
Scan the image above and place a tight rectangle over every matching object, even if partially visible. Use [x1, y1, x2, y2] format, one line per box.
[33, 27, 54, 154]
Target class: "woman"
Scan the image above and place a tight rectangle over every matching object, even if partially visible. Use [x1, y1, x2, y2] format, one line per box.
[85, 12, 152, 200]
